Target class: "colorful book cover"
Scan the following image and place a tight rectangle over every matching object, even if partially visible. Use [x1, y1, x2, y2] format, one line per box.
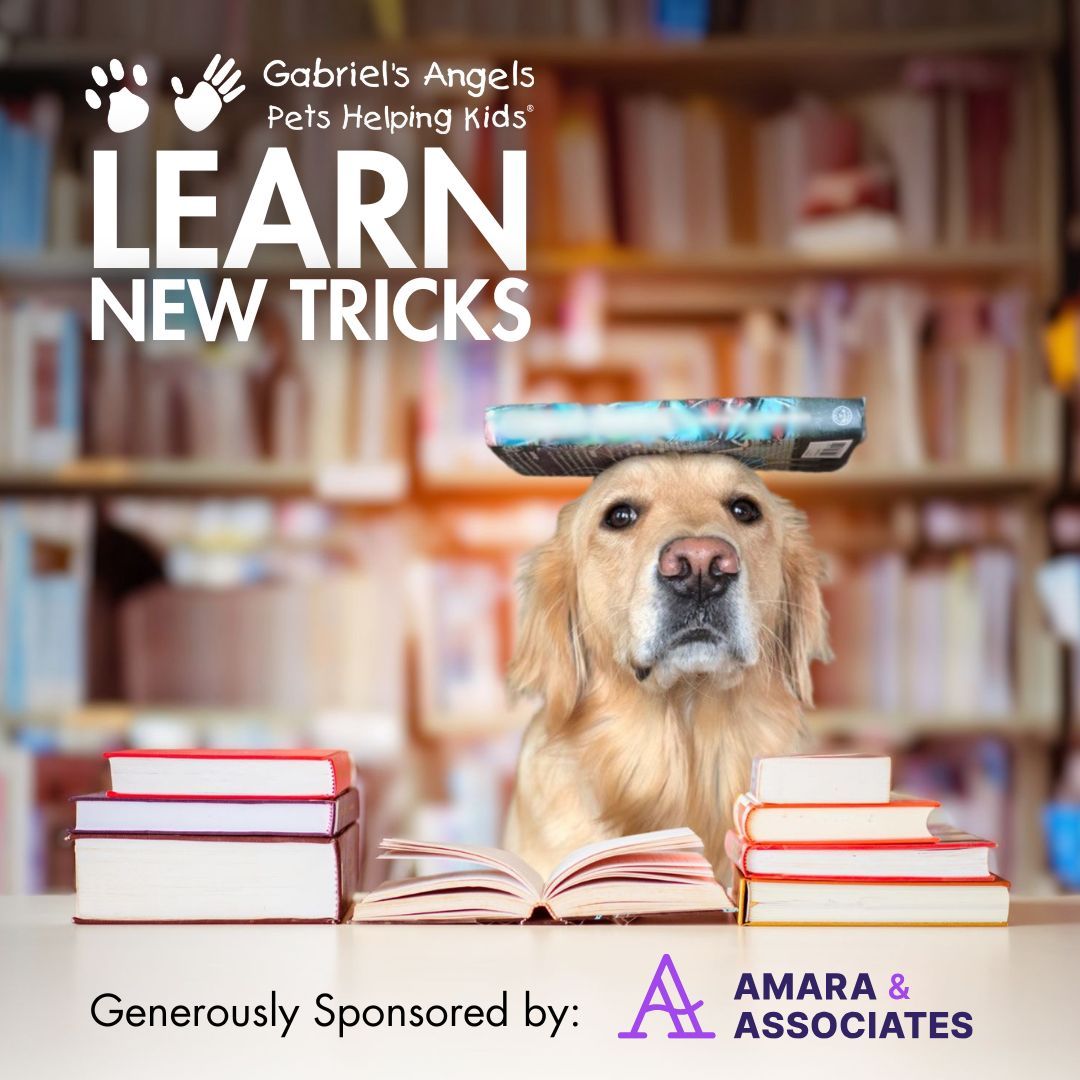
[484, 397, 866, 477]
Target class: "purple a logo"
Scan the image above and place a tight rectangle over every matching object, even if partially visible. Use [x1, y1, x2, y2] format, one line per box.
[617, 954, 716, 1039]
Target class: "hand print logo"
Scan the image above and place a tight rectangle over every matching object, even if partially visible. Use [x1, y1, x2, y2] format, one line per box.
[85, 59, 150, 133]
[172, 54, 246, 132]
[86, 55, 245, 134]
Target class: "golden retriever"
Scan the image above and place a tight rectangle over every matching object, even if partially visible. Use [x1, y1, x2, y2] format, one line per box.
[503, 453, 830, 878]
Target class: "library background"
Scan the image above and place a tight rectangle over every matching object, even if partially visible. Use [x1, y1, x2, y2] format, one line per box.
[3, 0, 1080, 895]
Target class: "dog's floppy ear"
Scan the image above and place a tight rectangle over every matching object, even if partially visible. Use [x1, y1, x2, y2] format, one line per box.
[509, 502, 587, 725]
[775, 502, 832, 707]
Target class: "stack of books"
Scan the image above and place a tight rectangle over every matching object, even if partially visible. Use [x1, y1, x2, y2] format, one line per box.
[728, 754, 1010, 925]
[70, 749, 360, 923]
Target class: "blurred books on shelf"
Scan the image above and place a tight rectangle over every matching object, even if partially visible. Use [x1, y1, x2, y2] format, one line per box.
[104, 504, 407, 726]
[1, 500, 410, 730]
[0, 286, 1048, 490]
[0, 36, 1049, 277]
[414, 291, 1050, 490]
[0, 295, 407, 485]
[0, 500, 92, 714]
[817, 545, 1019, 719]
[420, 338, 524, 480]
[0, 302, 82, 468]
[409, 556, 534, 738]
[0, 96, 61, 256]
[892, 739, 1012, 879]
[521, 67, 1033, 258]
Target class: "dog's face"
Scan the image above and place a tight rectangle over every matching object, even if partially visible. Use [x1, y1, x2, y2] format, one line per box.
[511, 454, 829, 714]
[575, 455, 784, 689]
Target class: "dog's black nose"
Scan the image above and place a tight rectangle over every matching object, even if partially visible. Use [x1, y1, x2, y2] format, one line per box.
[658, 536, 740, 600]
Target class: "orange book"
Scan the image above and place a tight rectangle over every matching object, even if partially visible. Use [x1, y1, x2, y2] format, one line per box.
[734, 793, 940, 844]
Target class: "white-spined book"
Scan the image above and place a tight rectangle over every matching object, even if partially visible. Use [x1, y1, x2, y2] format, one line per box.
[750, 754, 892, 805]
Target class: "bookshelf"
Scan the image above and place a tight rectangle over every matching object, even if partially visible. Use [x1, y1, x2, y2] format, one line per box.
[0, 19, 1059, 73]
[387, 22, 1061, 66]
[0, 460, 406, 499]
[0, 0, 1070, 894]
[804, 709, 1059, 742]
[532, 246, 1048, 277]
[4, 462, 1053, 503]
[0, 245, 1045, 283]
[417, 465, 1059, 501]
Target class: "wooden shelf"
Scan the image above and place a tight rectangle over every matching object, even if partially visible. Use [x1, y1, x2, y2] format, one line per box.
[806, 708, 1059, 741]
[0, 460, 406, 501]
[0, 459, 1054, 502]
[535, 245, 1045, 278]
[0, 249, 102, 281]
[0, 245, 1045, 284]
[4, 703, 1051, 745]
[0, 705, 406, 762]
[386, 23, 1061, 70]
[419, 706, 1060, 743]
[420, 464, 1057, 502]
[769, 465, 1058, 499]
[1, 24, 1058, 76]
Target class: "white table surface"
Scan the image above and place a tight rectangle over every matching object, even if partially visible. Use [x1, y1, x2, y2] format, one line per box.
[2, 895, 1078, 1079]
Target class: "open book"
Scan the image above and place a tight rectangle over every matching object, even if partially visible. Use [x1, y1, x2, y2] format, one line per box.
[350, 828, 734, 923]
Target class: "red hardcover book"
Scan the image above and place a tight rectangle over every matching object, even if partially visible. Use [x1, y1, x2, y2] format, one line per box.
[104, 748, 353, 800]
[725, 824, 995, 882]
[733, 793, 940, 844]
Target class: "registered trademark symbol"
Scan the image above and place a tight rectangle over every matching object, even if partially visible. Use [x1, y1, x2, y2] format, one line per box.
[527, 104, 534, 111]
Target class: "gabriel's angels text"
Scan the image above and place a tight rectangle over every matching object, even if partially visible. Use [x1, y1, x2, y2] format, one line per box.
[91, 58, 534, 345]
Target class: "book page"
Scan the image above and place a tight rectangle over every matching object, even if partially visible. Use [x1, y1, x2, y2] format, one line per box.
[376, 839, 545, 897]
[543, 828, 704, 896]
[545, 852, 721, 899]
[361, 869, 536, 903]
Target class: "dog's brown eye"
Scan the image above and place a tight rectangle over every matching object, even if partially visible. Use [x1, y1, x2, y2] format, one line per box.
[729, 498, 762, 524]
[603, 503, 639, 530]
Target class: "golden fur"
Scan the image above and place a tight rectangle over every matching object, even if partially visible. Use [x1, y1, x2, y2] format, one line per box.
[503, 454, 830, 878]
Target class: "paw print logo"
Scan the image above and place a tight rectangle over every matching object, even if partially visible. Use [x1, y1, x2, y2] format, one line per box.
[172, 54, 245, 132]
[85, 59, 150, 133]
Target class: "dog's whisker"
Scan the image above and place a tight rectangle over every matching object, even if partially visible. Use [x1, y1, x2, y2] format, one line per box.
[756, 623, 796, 672]
[758, 598, 822, 615]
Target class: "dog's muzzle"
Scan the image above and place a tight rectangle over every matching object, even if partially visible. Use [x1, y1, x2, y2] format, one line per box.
[632, 536, 746, 683]
[657, 536, 740, 601]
